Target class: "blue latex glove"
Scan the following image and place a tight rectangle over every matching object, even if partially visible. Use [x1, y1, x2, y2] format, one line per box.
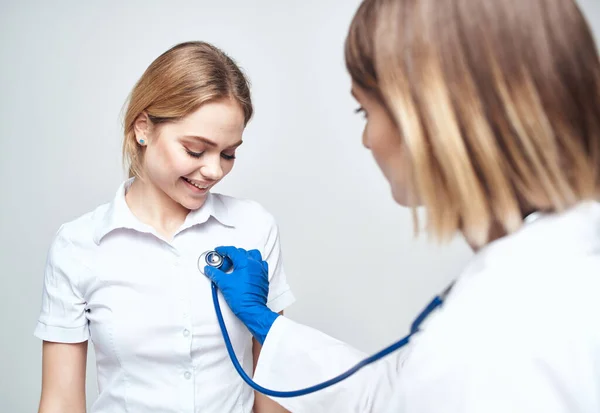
[204, 246, 279, 344]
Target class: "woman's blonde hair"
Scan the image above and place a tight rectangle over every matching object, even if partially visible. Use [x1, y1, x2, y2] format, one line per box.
[345, 0, 600, 247]
[122, 41, 253, 179]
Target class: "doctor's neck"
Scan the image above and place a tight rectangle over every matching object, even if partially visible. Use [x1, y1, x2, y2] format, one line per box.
[125, 177, 191, 240]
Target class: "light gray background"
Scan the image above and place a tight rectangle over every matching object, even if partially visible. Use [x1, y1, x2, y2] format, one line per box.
[1, 0, 599, 411]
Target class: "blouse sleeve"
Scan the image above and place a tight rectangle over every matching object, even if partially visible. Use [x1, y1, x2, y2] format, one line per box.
[261, 214, 296, 314]
[34, 227, 90, 343]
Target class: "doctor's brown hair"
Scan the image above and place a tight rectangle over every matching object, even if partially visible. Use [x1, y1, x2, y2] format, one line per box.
[345, 0, 600, 247]
[122, 41, 253, 179]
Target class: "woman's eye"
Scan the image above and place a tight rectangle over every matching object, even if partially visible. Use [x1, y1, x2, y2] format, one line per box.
[186, 148, 235, 160]
[186, 149, 204, 158]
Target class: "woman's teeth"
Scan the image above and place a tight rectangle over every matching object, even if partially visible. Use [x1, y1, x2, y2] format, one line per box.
[184, 177, 208, 189]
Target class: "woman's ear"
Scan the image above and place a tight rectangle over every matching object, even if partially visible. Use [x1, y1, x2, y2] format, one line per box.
[133, 112, 151, 145]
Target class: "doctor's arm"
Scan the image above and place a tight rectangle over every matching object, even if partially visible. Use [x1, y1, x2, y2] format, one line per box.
[252, 314, 290, 413]
[253, 316, 403, 413]
[205, 246, 404, 413]
[38, 341, 88, 413]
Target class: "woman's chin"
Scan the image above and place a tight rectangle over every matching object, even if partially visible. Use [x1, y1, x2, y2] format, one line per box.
[177, 192, 209, 211]
[391, 186, 420, 208]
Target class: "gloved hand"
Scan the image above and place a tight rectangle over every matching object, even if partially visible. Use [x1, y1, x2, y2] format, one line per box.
[204, 246, 279, 344]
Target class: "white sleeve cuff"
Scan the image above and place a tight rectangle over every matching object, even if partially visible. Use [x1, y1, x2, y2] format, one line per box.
[34, 321, 90, 343]
[253, 316, 293, 381]
[267, 289, 296, 314]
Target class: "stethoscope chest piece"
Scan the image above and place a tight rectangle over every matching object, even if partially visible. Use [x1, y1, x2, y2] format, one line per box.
[198, 250, 224, 275]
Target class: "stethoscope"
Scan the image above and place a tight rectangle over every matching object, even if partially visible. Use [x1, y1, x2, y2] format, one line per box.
[197, 249, 453, 398]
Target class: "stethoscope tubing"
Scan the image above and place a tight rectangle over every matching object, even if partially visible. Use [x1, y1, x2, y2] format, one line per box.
[210, 279, 444, 397]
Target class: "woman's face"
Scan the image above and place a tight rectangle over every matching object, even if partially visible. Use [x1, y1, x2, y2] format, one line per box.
[134, 98, 245, 211]
[351, 83, 414, 206]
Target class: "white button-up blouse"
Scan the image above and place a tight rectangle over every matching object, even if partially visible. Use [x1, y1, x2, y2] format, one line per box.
[34, 179, 296, 413]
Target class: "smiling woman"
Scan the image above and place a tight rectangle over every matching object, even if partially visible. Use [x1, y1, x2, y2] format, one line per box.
[34, 41, 295, 413]
[127, 97, 247, 222]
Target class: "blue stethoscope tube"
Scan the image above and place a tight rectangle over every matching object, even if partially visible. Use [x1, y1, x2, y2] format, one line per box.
[206, 249, 449, 398]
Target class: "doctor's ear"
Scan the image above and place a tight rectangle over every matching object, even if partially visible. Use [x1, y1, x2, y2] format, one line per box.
[133, 112, 152, 146]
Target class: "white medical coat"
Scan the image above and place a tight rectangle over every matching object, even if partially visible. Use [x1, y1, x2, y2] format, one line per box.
[253, 201, 600, 412]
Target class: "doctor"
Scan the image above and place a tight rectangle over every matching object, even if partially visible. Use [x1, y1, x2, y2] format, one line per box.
[205, 0, 600, 411]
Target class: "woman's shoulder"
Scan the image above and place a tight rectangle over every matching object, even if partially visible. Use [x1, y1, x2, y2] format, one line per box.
[50, 201, 112, 250]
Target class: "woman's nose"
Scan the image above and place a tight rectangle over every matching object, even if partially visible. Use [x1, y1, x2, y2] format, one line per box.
[200, 158, 224, 181]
